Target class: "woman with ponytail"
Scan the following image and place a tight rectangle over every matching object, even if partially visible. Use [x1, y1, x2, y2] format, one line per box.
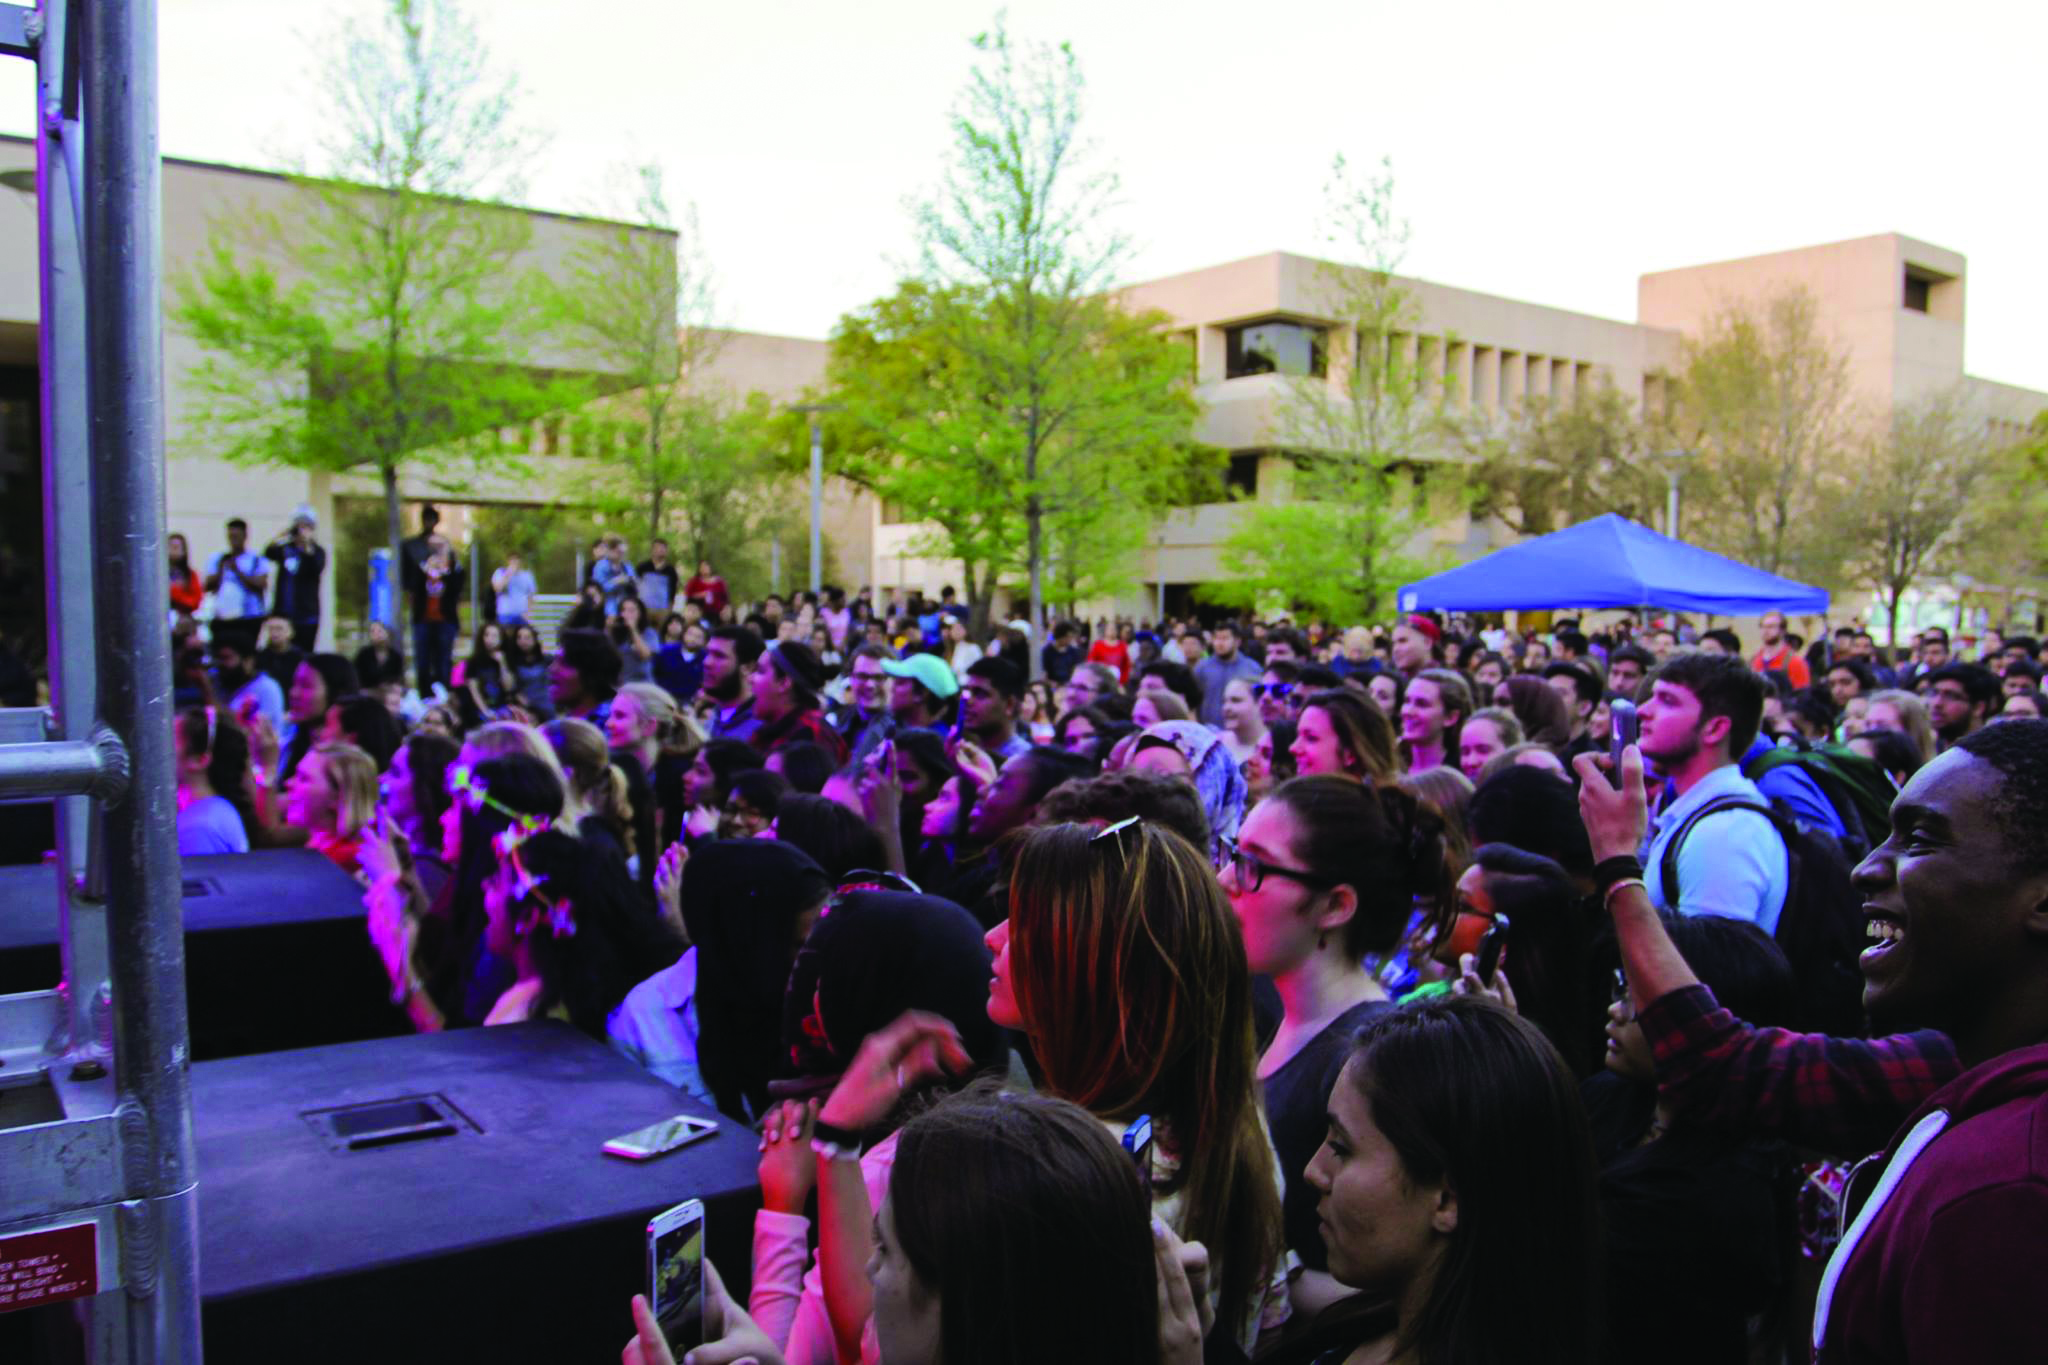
[542, 716, 638, 875]
[1218, 774, 1455, 1316]
[606, 680, 701, 856]
[174, 705, 257, 854]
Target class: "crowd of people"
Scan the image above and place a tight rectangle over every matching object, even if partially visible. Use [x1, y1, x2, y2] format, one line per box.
[151, 511, 2048, 1365]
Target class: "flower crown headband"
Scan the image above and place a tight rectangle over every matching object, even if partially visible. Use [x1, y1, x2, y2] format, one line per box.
[448, 764, 556, 847]
[446, 764, 576, 938]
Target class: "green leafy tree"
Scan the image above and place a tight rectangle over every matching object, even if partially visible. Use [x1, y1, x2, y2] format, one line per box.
[1830, 395, 2001, 644]
[839, 20, 1203, 647]
[1946, 409, 2048, 631]
[549, 163, 783, 562]
[170, 0, 576, 645]
[1209, 156, 1455, 622]
[1664, 288, 1858, 581]
[1461, 382, 1662, 535]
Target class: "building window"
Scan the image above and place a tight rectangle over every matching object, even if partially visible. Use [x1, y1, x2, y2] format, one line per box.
[1903, 271, 1931, 313]
[1225, 319, 1326, 379]
[1225, 452, 1261, 498]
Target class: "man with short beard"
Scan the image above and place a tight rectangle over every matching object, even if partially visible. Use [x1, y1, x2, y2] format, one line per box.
[701, 625, 765, 743]
[1749, 610, 1811, 687]
[211, 639, 284, 735]
[1923, 663, 1998, 752]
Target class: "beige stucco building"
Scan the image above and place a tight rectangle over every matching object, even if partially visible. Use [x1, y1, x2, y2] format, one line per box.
[0, 125, 2039, 644]
[861, 234, 2047, 619]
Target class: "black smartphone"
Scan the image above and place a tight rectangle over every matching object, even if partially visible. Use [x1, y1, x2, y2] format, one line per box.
[1608, 698, 1639, 787]
[1121, 1114, 1154, 1191]
[1476, 912, 1511, 986]
[647, 1197, 705, 1354]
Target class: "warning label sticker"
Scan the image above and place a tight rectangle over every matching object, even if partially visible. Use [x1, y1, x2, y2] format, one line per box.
[0, 1222, 98, 1312]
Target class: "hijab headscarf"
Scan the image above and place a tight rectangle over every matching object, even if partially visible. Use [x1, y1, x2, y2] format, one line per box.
[682, 839, 832, 1122]
[1136, 720, 1246, 865]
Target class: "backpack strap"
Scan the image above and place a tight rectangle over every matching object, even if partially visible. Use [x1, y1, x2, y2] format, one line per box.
[1657, 795, 1783, 908]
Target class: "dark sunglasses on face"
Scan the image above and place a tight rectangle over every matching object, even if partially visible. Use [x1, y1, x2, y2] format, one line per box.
[1251, 683, 1296, 700]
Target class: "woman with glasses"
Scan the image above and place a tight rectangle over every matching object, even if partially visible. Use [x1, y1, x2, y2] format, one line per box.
[1218, 775, 1453, 1319]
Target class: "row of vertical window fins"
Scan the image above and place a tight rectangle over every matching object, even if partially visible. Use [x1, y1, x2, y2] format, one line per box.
[1210, 318, 1619, 412]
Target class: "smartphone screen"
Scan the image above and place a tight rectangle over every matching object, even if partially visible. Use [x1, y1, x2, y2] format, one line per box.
[650, 1200, 705, 1353]
[1121, 1114, 1154, 1191]
[1608, 699, 1638, 786]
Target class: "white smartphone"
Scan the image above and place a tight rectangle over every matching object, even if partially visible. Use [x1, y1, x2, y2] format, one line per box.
[647, 1198, 706, 1355]
[603, 1113, 719, 1160]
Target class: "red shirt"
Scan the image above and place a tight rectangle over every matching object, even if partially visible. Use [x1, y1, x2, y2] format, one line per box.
[685, 575, 729, 620]
[170, 566, 204, 614]
[1087, 638, 1131, 683]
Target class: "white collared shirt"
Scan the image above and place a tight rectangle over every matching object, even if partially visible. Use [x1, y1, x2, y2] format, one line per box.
[1642, 762, 1790, 935]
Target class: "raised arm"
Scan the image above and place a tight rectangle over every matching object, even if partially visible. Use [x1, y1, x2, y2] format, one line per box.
[1574, 748, 1959, 1155]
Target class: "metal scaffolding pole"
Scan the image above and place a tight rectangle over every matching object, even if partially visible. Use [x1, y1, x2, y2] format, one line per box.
[0, 2, 200, 1361]
[81, 1, 203, 1359]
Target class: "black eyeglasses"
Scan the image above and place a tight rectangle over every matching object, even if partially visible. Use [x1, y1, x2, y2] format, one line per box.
[1251, 683, 1296, 700]
[1222, 838, 1335, 893]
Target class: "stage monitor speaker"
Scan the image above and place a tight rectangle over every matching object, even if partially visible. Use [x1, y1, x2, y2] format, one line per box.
[0, 849, 403, 1059]
[192, 1022, 762, 1362]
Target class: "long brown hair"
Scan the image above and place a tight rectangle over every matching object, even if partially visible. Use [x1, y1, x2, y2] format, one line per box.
[1341, 997, 1600, 1365]
[1005, 821, 1283, 1335]
[891, 1083, 1161, 1365]
[1299, 688, 1397, 781]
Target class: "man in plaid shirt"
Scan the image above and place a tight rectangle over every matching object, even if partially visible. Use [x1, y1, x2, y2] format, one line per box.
[1574, 722, 2048, 1364]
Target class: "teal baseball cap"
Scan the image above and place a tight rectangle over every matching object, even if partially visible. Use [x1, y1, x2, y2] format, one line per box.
[881, 653, 960, 700]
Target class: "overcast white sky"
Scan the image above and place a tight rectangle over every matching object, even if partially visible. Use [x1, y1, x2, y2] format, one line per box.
[6, 0, 2043, 388]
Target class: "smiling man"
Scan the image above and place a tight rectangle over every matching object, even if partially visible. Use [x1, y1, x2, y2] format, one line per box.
[1576, 719, 2048, 1364]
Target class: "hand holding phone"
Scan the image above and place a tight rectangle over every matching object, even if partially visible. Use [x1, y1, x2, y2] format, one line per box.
[1122, 1114, 1155, 1191]
[1475, 912, 1511, 987]
[1607, 699, 1639, 789]
[646, 1199, 706, 1355]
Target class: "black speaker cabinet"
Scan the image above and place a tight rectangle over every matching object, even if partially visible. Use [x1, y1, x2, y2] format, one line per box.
[193, 1022, 763, 1362]
[0, 849, 404, 1058]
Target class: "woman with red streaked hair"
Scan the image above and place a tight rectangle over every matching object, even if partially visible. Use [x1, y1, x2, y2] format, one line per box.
[985, 819, 1289, 1351]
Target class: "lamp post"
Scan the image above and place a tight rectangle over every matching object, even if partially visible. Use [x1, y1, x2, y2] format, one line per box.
[788, 403, 843, 597]
[1654, 448, 1693, 539]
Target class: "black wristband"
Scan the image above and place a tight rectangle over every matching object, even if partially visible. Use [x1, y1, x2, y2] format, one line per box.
[1594, 855, 1644, 891]
[811, 1117, 864, 1150]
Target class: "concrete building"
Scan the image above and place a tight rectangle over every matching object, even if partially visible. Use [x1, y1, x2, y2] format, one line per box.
[860, 233, 2047, 618]
[2, 124, 2040, 648]
[0, 133, 673, 659]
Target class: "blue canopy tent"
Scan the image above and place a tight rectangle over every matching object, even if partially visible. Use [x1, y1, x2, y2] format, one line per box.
[1397, 514, 1830, 616]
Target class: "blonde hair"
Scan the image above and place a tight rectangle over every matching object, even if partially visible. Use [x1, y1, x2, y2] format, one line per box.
[541, 717, 634, 858]
[1464, 706, 1525, 750]
[460, 721, 569, 785]
[1133, 690, 1191, 724]
[1867, 689, 1937, 764]
[314, 742, 379, 840]
[617, 681, 704, 756]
